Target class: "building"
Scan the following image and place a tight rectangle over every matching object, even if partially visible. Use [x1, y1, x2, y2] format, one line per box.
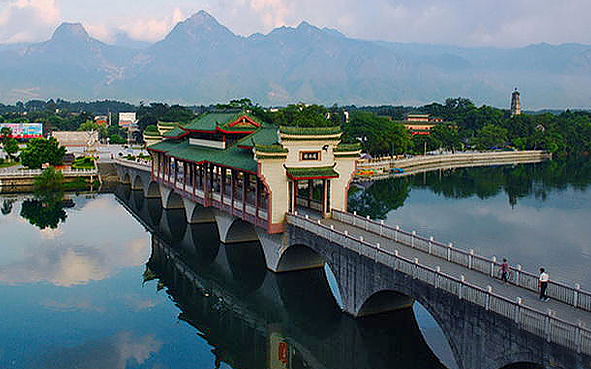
[119, 112, 137, 129]
[406, 114, 431, 122]
[0, 123, 43, 139]
[147, 111, 360, 234]
[94, 115, 109, 125]
[511, 89, 522, 116]
[398, 114, 449, 136]
[52, 131, 99, 147]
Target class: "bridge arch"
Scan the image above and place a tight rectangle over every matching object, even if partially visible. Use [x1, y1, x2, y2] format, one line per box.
[180, 222, 220, 267]
[276, 244, 325, 273]
[122, 173, 131, 185]
[216, 217, 259, 244]
[164, 190, 184, 210]
[356, 290, 414, 317]
[499, 363, 543, 369]
[146, 181, 161, 198]
[225, 241, 267, 293]
[132, 174, 144, 191]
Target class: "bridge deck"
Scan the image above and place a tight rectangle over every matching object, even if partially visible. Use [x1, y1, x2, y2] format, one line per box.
[319, 216, 591, 328]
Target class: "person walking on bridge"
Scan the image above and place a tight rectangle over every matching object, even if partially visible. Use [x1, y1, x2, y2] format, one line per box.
[538, 268, 550, 301]
[499, 258, 510, 283]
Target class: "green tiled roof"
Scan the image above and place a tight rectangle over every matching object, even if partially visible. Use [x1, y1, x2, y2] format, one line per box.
[149, 139, 258, 172]
[334, 143, 361, 152]
[162, 127, 187, 138]
[279, 126, 341, 136]
[158, 121, 180, 127]
[255, 144, 287, 153]
[285, 166, 339, 180]
[183, 111, 263, 132]
[237, 126, 279, 147]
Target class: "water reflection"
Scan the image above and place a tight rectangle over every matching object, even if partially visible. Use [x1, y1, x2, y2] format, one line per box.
[30, 332, 162, 369]
[349, 159, 591, 219]
[0, 195, 150, 287]
[117, 186, 451, 369]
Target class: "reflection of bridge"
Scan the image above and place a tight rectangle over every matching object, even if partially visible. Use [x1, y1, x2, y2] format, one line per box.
[116, 159, 591, 369]
[131, 199, 448, 369]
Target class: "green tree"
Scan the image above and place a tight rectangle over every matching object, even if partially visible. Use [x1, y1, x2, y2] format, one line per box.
[20, 138, 66, 169]
[33, 167, 64, 193]
[344, 111, 410, 155]
[472, 124, 508, 150]
[78, 120, 107, 139]
[1, 127, 19, 161]
[431, 124, 462, 153]
[20, 198, 67, 230]
[411, 134, 441, 154]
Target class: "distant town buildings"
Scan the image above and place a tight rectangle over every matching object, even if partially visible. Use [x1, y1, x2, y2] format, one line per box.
[400, 114, 446, 136]
[0, 123, 43, 139]
[511, 89, 522, 116]
[118, 112, 137, 129]
[94, 115, 109, 125]
[52, 131, 99, 147]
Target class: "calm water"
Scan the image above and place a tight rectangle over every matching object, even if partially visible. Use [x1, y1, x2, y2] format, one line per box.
[350, 158, 591, 287]
[1, 158, 589, 369]
[0, 191, 451, 369]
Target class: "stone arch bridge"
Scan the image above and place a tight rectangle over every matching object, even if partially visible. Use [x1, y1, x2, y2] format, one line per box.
[115, 159, 591, 369]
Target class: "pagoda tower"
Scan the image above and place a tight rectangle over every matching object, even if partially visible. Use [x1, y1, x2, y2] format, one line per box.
[511, 89, 521, 116]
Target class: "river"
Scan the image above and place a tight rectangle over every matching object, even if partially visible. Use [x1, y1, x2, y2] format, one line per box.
[0, 158, 589, 369]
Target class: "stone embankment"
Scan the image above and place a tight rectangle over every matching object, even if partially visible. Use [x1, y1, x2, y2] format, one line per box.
[355, 150, 551, 181]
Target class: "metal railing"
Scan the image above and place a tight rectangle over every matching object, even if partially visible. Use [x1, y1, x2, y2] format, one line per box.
[114, 158, 151, 171]
[286, 212, 591, 355]
[332, 209, 591, 313]
[0, 168, 97, 178]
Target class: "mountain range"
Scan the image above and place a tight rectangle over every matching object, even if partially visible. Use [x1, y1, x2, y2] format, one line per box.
[0, 10, 590, 109]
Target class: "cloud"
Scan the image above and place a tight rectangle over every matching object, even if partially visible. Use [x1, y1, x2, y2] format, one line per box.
[86, 7, 187, 43]
[0, 0, 60, 43]
[0, 237, 149, 287]
[31, 331, 162, 369]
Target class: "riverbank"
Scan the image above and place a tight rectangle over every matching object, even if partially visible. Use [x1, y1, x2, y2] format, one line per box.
[355, 150, 551, 181]
[0, 168, 100, 193]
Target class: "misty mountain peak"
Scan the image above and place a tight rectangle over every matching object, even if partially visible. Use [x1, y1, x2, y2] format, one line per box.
[162, 10, 236, 45]
[51, 22, 90, 42]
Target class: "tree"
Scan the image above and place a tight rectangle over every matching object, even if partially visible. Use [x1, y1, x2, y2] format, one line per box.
[20, 138, 66, 169]
[1, 127, 19, 161]
[34, 167, 64, 193]
[471, 124, 508, 150]
[344, 111, 411, 156]
[431, 124, 462, 153]
[78, 120, 107, 140]
[20, 198, 67, 230]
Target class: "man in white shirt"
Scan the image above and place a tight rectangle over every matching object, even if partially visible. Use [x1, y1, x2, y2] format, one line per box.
[538, 268, 549, 301]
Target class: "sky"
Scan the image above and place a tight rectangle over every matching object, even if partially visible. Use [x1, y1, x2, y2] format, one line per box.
[1, 0, 591, 47]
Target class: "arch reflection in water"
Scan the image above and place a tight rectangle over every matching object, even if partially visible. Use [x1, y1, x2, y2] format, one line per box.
[144, 233, 451, 369]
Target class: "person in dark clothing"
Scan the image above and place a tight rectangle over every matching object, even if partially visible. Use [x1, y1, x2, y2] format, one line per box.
[538, 268, 549, 301]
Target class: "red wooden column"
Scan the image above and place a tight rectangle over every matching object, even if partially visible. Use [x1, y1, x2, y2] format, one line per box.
[308, 179, 313, 208]
[255, 176, 260, 219]
[242, 172, 247, 217]
[231, 169, 236, 211]
[221, 167, 226, 206]
[183, 161, 187, 192]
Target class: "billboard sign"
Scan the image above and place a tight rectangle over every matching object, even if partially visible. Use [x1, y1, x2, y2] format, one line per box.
[119, 112, 136, 127]
[0, 123, 43, 138]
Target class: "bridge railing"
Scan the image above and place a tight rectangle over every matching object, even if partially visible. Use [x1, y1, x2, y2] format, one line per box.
[332, 209, 591, 313]
[114, 158, 151, 171]
[0, 168, 97, 177]
[287, 212, 591, 356]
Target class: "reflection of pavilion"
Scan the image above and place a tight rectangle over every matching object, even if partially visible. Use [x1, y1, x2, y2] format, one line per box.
[142, 217, 449, 369]
[148, 111, 360, 233]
